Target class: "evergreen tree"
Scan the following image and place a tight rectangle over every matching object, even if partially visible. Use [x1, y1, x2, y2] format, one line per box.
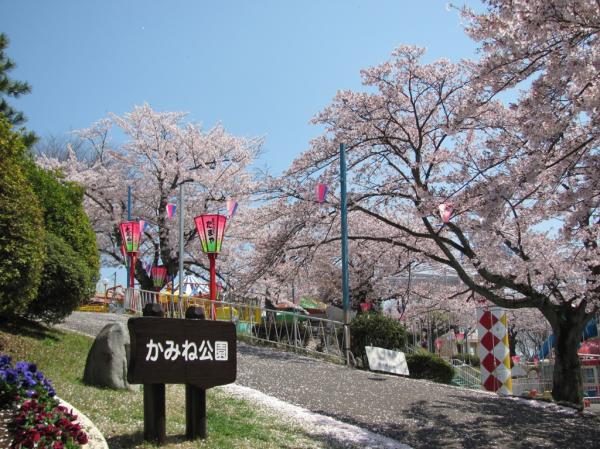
[0, 33, 30, 126]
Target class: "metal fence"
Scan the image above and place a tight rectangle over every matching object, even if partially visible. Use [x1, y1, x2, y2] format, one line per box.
[122, 288, 348, 363]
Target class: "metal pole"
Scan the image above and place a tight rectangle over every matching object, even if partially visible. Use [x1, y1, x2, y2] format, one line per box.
[129, 253, 136, 291]
[209, 253, 217, 320]
[127, 186, 132, 289]
[178, 184, 185, 315]
[340, 143, 351, 365]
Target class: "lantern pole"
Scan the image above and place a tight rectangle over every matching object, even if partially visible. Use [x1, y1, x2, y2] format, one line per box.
[208, 253, 217, 319]
[129, 253, 137, 291]
[127, 186, 132, 289]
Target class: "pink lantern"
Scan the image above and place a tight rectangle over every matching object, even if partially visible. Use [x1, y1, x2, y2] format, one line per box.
[151, 266, 168, 289]
[120, 221, 142, 290]
[316, 183, 328, 203]
[194, 214, 228, 320]
[438, 202, 454, 223]
[120, 221, 141, 253]
[194, 214, 227, 254]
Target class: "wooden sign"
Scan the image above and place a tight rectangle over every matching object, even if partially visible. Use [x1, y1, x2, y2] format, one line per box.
[128, 317, 237, 389]
[365, 346, 409, 376]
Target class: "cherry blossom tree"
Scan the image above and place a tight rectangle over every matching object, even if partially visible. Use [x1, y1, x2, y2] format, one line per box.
[38, 104, 262, 289]
[266, 34, 597, 407]
[458, 0, 600, 406]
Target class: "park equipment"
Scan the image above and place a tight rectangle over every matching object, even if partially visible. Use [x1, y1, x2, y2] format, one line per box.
[537, 318, 598, 359]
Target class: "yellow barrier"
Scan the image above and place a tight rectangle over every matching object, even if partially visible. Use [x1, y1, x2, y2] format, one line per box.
[77, 304, 109, 313]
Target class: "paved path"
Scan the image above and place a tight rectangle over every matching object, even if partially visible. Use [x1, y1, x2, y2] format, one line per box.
[59, 312, 600, 449]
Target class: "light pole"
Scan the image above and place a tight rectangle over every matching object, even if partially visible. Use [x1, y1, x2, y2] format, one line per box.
[120, 221, 142, 290]
[194, 214, 227, 320]
[339, 142, 351, 365]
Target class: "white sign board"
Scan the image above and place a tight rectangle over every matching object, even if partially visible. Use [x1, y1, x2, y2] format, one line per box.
[365, 346, 409, 376]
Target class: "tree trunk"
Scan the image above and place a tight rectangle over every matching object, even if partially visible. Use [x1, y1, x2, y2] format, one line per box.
[548, 308, 586, 409]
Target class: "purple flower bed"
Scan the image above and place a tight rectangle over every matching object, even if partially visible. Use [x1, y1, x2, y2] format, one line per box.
[0, 354, 88, 449]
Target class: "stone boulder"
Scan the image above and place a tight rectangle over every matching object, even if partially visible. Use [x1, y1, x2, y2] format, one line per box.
[83, 322, 132, 390]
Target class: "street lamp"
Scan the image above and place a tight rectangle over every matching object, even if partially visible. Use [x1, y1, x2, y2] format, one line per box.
[194, 214, 227, 319]
[120, 221, 142, 290]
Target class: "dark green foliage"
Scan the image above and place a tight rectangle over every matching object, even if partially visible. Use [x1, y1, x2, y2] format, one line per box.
[0, 118, 45, 315]
[453, 353, 480, 367]
[406, 351, 455, 384]
[26, 233, 90, 324]
[24, 165, 99, 322]
[0, 33, 31, 126]
[350, 312, 407, 362]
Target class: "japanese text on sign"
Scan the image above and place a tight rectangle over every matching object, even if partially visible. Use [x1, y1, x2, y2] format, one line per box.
[145, 339, 229, 362]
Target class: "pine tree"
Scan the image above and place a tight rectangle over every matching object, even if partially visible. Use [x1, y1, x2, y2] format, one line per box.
[0, 33, 31, 126]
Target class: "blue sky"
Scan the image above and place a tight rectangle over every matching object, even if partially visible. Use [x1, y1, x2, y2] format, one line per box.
[3, 0, 478, 175]
[2, 1, 480, 288]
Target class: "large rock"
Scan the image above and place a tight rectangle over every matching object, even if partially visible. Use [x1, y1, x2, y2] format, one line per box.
[83, 322, 132, 390]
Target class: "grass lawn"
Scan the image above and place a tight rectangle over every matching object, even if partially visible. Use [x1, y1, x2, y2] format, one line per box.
[0, 318, 342, 449]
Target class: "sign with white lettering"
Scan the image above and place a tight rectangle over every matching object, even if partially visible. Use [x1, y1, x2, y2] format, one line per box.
[128, 317, 236, 388]
[365, 346, 409, 376]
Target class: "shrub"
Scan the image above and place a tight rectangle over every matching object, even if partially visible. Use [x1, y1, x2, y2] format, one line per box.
[0, 118, 45, 316]
[26, 233, 91, 324]
[406, 351, 455, 384]
[350, 312, 406, 363]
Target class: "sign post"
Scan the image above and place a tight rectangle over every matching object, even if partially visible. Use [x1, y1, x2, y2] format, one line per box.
[128, 307, 237, 443]
[141, 303, 166, 445]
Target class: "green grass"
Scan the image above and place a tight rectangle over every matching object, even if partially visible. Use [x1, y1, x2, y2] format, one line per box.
[0, 318, 341, 449]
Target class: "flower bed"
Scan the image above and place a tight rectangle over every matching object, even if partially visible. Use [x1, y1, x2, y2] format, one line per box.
[0, 354, 88, 448]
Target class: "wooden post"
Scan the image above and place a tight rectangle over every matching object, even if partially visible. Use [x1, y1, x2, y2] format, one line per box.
[185, 306, 207, 440]
[142, 303, 166, 445]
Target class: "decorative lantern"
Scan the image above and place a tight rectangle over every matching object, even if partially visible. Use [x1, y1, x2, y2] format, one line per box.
[120, 221, 142, 290]
[194, 214, 228, 319]
[194, 214, 227, 254]
[151, 266, 168, 289]
[120, 221, 141, 253]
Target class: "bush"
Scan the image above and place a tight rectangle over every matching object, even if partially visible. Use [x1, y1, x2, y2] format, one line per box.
[26, 163, 99, 301]
[350, 312, 406, 363]
[26, 233, 91, 324]
[0, 118, 45, 316]
[406, 351, 455, 384]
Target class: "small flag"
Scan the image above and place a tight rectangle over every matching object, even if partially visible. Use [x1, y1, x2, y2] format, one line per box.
[438, 202, 453, 223]
[316, 183, 328, 203]
[226, 199, 238, 218]
[139, 219, 148, 232]
[166, 203, 177, 218]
